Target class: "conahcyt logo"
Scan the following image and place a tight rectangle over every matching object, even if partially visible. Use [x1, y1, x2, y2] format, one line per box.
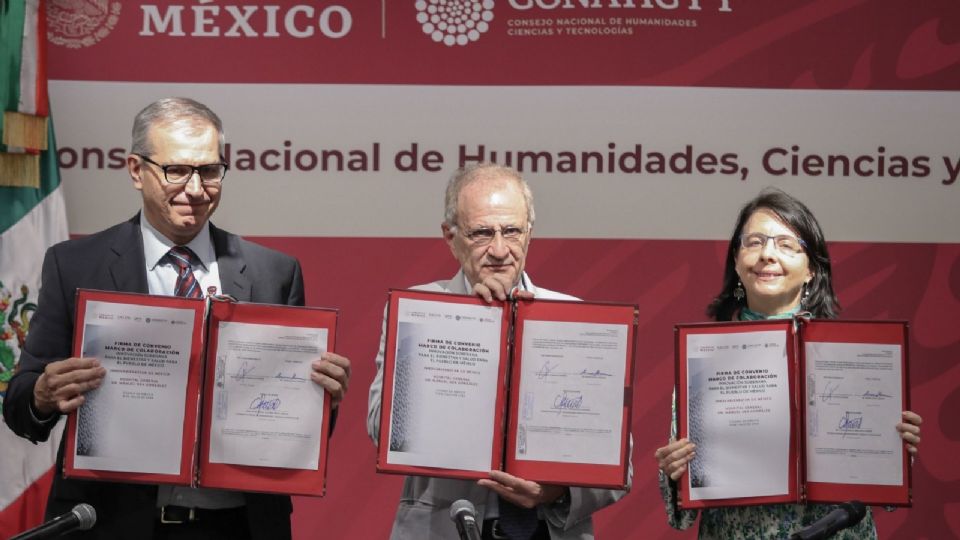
[47, 0, 122, 48]
[416, 0, 494, 47]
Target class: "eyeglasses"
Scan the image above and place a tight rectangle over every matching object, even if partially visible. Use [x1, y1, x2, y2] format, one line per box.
[739, 233, 807, 256]
[136, 154, 228, 185]
[459, 225, 528, 246]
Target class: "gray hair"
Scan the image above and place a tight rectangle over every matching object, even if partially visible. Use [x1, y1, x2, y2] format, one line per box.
[444, 162, 536, 228]
[130, 97, 225, 156]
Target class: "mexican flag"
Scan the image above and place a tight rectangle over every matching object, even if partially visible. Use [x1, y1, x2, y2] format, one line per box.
[0, 1, 69, 536]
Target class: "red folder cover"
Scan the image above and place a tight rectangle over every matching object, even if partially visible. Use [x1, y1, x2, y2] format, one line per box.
[505, 299, 636, 489]
[64, 290, 206, 487]
[675, 318, 911, 509]
[376, 289, 511, 481]
[377, 289, 635, 489]
[64, 289, 336, 497]
[799, 319, 911, 506]
[197, 299, 336, 496]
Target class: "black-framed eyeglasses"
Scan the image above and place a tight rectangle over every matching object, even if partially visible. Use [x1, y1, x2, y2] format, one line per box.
[459, 225, 528, 246]
[136, 153, 228, 185]
[739, 233, 807, 256]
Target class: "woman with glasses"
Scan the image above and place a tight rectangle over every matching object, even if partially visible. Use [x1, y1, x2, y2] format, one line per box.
[653, 188, 923, 539]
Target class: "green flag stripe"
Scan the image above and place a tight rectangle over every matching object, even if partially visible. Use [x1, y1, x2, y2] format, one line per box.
[1, 0, 27, 126]
[0, 117, 60, 234]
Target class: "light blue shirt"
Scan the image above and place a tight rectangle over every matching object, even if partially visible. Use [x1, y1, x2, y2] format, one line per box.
[140, 216, 220, 298]
[140, 215, 243, 510]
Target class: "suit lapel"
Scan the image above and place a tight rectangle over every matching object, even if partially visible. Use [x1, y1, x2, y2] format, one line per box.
[211, 224, 251, 301]
[108, 216, 149, 294]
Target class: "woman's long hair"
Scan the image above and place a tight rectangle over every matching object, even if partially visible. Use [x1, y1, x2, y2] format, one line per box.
[707, 188, 840, 321]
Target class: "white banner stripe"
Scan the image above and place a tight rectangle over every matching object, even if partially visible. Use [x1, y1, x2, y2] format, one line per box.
[17, 0, 40, 115]
[0, 423, 63, 510]
[0, 186, 68, 259]
[51, 82, 960, 243]
[0, 184, 68, 510]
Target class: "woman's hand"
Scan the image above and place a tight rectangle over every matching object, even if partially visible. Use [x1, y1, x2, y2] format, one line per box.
[897, 410, 922, 456]
[655, 438, 696, 481]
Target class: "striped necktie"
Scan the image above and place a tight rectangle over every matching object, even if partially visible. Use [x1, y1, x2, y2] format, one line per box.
[167, 246, 203, 299]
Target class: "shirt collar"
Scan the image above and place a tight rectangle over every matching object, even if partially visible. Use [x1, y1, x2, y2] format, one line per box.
[739, 305, 801, 321]
[140, 214, 215, 271]
[461, 272, 531, 295]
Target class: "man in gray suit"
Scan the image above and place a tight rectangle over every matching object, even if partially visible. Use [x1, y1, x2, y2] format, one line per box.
[3, 97, 350, 539]
[367, 163, 630, 540]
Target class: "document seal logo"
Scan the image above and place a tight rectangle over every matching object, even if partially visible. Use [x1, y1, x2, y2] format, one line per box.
[416, 0, 494, 47]
[47, 0, 122, 49]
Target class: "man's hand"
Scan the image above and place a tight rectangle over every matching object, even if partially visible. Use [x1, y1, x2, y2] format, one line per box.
[311, 352, 351, 409]
[472, 274, 534, 303]
[33, 357, 107, 417]
[477, 470, 567, 509]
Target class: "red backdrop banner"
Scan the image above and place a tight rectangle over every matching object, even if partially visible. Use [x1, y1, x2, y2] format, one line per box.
[33, 1, 960, 538]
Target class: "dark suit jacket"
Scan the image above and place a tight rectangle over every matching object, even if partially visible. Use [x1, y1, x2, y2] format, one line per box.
[3, 215, 304, 539]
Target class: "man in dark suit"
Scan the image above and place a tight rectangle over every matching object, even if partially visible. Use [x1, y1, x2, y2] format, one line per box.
[2, 97, 350, 539]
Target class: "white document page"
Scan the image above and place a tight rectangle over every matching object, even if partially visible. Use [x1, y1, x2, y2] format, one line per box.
[209, 322, 327, 470]
[686, 330, 791, 501]
[74, 301, 195, 474]
[514, 320, 626, 465]
[805, 342, 903, 485]
[386, 298, 504, 471]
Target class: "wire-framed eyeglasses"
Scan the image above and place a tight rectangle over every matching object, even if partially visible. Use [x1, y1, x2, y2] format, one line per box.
[460, 225, 528, 246]
[739, 233, 807, 256]
[136, 153, 228, 185]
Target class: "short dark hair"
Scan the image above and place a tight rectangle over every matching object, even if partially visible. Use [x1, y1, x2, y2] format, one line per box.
[707, 188, 840, 321]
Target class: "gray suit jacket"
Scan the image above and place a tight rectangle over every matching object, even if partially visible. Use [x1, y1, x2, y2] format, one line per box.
[2, 215, 303, 539]
[367, 270, 632, 540]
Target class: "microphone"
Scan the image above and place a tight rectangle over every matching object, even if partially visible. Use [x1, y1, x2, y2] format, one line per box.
[10, 503, 96, 540]
[449, 499, 482, 540]
[789, 501, 866, 540]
